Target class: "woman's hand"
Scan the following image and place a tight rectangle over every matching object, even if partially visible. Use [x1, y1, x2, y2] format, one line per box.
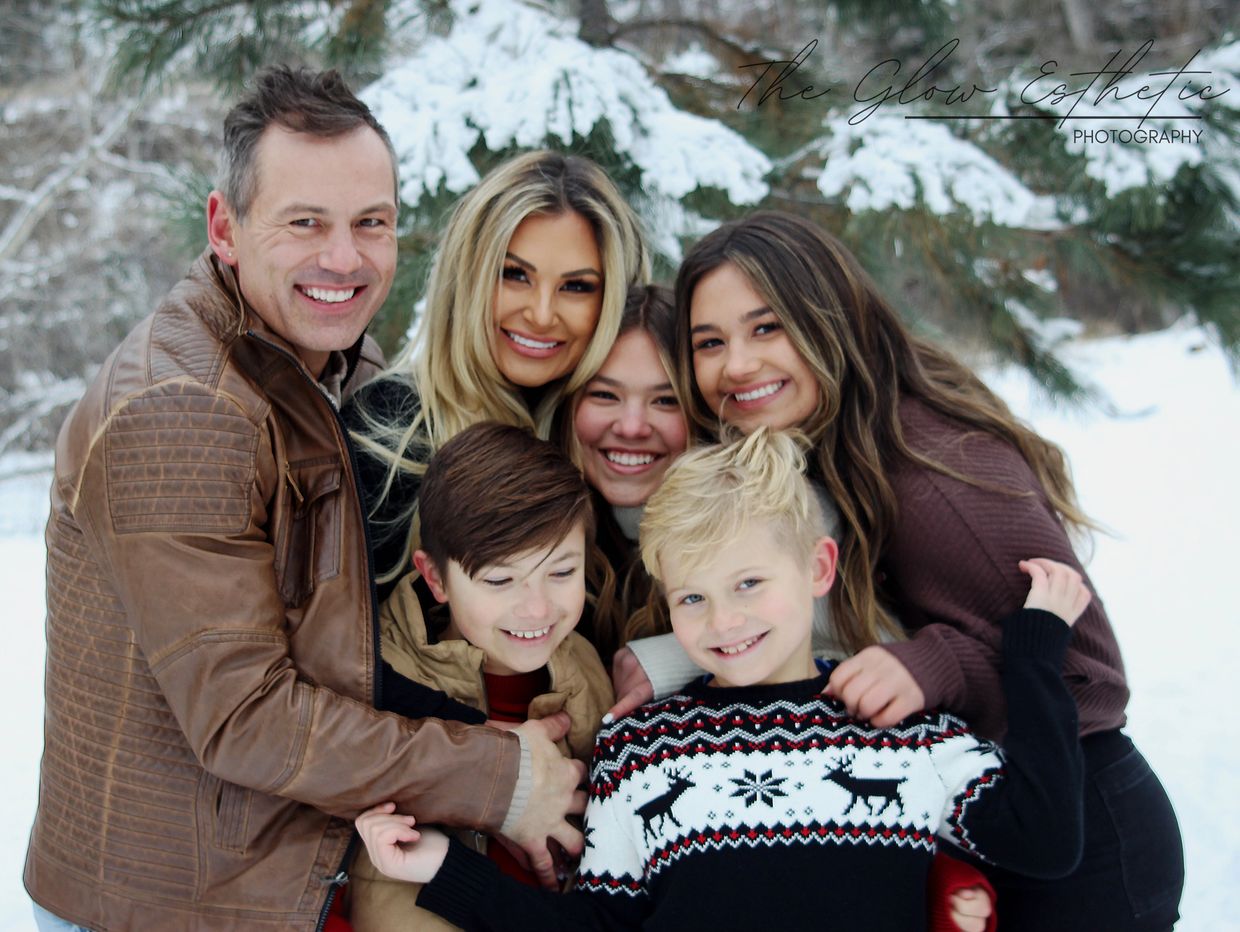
[604, 646, 653, 723]
[826, 646, 926, 727]
[1019, 558, 1091, 627]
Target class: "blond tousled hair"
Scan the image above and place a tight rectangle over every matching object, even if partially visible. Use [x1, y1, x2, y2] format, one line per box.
[639, 428, 826, 586]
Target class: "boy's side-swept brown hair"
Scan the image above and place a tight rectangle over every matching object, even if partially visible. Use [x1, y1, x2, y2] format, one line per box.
[418, 422, 595, 578]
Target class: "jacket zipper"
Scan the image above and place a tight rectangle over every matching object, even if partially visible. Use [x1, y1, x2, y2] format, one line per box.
[243, 331, 384, 932]
[284, 463, 305, 507]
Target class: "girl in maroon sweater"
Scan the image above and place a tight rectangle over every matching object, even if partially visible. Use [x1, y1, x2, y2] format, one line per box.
[660, 211, 1183, 931]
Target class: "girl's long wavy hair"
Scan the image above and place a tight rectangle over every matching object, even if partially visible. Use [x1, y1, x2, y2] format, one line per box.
[673, 211, 1093, 652]
[563, 284, 683, 659]
[351, 151, 649, 584]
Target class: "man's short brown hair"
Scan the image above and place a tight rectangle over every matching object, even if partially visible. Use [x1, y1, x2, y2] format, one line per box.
[418, 422, 595, 577]
[219, 65, 397, 220]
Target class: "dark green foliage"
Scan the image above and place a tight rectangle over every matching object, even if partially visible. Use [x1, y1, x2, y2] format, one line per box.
[157, 168, 216, 265]
[1102, 163, 1240, 366]
[89, 0, 401, 91]
[825, 0, 952, 60]
[368, 228, 439, 356]
[983, 80, 1240, 367]
[827, 204, 1092, 399]
[827, 0, 950, 34]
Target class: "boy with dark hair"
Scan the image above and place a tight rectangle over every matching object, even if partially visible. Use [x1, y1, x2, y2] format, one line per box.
[356, 428, 1087, 932]
[349, 422, 614, 931]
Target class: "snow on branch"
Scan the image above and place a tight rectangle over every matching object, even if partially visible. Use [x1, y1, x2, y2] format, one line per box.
[362, 0, 770, 236]
[0, 376, 85, 459]
[0, 96, 147, 264]
[996, 40, 1240, 198]
[808, 114, 1060, 229]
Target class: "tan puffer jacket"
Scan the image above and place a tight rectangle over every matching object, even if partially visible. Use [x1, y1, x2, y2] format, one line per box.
[349, 573, 613, 932]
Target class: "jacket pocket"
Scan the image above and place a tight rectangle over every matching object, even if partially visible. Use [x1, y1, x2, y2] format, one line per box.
[274, 458, 343, 606]
[198, 773, 251, 854]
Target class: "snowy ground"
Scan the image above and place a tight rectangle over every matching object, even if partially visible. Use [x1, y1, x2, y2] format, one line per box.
[0, 324, 1236, 930]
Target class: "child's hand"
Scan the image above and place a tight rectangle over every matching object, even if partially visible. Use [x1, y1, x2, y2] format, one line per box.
[948, 885, 994, 932]
[355, 802, 449, 884]
[1019, 558, 1091, 627]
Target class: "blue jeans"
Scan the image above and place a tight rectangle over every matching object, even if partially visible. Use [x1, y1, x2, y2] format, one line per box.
[32, 902, 92, 932]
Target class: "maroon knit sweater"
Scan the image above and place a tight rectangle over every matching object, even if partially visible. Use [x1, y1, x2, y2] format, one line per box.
[879, 397, 1128, 740]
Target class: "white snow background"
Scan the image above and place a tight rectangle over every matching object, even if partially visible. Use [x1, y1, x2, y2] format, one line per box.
[0, 323, 1236, 929]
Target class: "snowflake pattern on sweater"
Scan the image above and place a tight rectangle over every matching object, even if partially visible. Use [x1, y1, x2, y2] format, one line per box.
[420, 611, 1081, 932]
[575, 670, 1006, 897]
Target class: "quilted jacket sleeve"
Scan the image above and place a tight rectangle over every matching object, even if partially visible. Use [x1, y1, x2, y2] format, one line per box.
[75, 382, 518, 830]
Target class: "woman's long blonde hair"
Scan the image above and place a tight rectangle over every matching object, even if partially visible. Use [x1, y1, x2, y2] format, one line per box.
[674, 211, 1092, 653]
[352, 151, 649, 583]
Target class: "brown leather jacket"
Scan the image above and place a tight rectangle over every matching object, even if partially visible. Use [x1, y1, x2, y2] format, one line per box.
[24, 252, 520, 930]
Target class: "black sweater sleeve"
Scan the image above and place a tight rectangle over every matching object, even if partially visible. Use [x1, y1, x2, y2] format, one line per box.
[941, 609, 1084, 878]
[417, 839, 648, 932]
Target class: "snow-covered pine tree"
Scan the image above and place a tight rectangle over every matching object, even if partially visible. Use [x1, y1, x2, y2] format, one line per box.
[46, 0, 1240, 400]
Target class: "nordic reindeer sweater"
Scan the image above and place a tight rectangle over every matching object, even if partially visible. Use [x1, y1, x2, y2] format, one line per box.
[417, 610, 1083, 932]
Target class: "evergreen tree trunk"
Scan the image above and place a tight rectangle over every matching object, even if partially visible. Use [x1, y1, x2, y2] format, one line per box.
[1059, 0, 1095, 51]
[578, 0, 614, 47]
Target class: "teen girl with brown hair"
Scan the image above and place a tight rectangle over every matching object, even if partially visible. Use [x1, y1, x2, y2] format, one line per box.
[662, 210, 1183, 931]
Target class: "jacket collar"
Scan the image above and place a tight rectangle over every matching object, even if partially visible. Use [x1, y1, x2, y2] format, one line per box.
[191, 248, 372, 388]
[387, 571, 582, 692]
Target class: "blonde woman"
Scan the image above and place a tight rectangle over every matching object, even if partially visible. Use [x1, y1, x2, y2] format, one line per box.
[344, 150, 649, 597]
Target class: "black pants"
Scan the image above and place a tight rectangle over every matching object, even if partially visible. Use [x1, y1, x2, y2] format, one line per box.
[977, 729, 1184, 931]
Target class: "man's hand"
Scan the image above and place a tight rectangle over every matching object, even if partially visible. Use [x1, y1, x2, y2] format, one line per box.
[604, 646, 653, 724]
[1020, 558, 1091, 627]
[826, 646, 926, 727]
[355, 802, 448, 885]
[948, 885, 994, 932]
[500, 715, 588, 890]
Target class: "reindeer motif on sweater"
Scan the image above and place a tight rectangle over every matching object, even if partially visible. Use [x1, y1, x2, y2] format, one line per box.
[416, 615, 1084, 932]
[571, 619, 1082, 922]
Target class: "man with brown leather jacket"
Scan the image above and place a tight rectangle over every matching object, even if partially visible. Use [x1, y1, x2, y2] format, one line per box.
[24, 67, 585, 931]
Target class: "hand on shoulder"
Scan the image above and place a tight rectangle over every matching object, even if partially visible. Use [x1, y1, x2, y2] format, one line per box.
[826, 646, 926, 727]
[1019, 558, 1091, 627]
